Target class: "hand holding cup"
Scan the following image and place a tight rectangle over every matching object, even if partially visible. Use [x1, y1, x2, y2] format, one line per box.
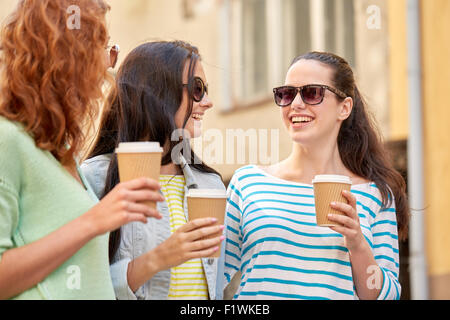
[84, 177, 164, 236]
[152, 217, 225, 270]
[187, 189, 227, 258]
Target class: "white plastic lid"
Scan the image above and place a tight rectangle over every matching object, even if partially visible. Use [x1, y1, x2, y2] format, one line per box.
[312, 174, 352, 184]
[187, 189, 227, 198]
[115, 142, 163, 153]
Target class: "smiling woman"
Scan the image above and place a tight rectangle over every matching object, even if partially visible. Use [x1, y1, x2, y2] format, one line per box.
[221, 51, 409, 300]
[81, 40, 226, 300]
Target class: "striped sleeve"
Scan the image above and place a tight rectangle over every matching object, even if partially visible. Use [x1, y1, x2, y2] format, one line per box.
[223, 173, 243, 288]
[372, 196, 401, 300]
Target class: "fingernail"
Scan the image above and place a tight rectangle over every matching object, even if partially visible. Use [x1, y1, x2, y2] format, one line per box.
[331, 202, 336, 206]
[328, 214, 333, 218]
[214, 246, 219, 251]
[220, 235, 225, 241]
[220, 225, 225, 230]
[211, 218, 218, 223]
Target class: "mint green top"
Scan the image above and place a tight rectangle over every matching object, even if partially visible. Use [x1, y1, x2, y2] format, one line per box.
[0, 116, 115, 300]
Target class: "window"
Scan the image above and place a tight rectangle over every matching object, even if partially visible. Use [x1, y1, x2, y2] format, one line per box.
[281, 0, 312, 81]
[324, 0, 355, 66]
[241, 0, 268, 101]
[226, 0, 356, 110]
[230, 0, 269, 107]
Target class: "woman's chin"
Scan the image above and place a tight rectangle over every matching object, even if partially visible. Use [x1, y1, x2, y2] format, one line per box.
[185, 122, 202, 139]
[289, 131, 312, 145]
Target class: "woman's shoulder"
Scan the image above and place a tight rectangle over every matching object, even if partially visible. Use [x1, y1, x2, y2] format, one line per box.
[0, 117, 39, 164]
[351, 181, 387, 209]
[80, 153, 114, 175]
[232, 164, 273, 181]
[80, 153, 114, 198]
[82, 153, 114, 165]
[227, 165, 263, 188]
[0, 116, 33, 148]
[232, 165, 260, 178]
[0, 117, 44, 191]
[191, 167, 226, 190]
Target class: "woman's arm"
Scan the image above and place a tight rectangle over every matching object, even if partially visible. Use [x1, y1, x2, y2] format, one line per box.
[0, 177, 163, 299]
[328, 189, 401, 299]
[327, 190, 382, 299]
[124, 218, 224, 293]
[344, 237, 382, 300]
[0, 213, 97, 299]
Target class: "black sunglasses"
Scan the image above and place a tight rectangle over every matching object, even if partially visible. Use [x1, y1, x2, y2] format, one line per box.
[273, 84, 347, 107]
[183, 76, 208, 102]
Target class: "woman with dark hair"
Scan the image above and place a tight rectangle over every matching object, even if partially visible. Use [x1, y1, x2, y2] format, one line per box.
[0, 0, 162, 300]
[223, 52, 409, 300]
[81, 40, 225, 300]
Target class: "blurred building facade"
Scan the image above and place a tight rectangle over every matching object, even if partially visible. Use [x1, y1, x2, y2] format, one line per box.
[0, 0, 448, 299]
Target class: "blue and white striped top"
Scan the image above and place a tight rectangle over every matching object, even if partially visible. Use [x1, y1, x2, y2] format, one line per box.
[223, 165, 401, 300]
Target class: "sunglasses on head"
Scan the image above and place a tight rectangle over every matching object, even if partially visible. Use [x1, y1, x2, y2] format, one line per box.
[273, 84, 347, 107]
[183, 76, 208, 102]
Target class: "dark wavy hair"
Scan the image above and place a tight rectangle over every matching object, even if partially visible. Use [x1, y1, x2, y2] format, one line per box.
[0, 0, 111, 166]
[291, 51, 410, 241]
[87, 40, 221, 261]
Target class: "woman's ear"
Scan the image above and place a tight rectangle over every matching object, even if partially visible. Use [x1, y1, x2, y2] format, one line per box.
[338, 97, 353, 121]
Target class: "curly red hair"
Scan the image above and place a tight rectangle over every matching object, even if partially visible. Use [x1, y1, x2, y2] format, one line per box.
[0, 0, 111, 165]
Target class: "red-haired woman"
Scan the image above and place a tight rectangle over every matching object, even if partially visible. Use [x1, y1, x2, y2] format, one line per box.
[0, 0, 162, 299]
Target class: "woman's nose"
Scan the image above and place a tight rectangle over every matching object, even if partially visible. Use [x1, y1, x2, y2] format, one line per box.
[200, 93, 213, 109]
[291, 91, 306, 110]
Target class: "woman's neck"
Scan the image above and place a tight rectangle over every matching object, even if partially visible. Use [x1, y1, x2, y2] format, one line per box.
[160, 162, 183, 175]
[63, 160, 84, 186]
[272, 141, 353, 184]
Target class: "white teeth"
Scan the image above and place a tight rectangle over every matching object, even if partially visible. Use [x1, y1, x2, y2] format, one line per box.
[192, 114, 203, 121]
[292, 116, 313, 123]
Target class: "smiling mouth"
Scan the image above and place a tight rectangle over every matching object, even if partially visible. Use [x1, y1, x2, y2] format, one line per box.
[291, 116, 314, 124]
[191, 113, 203, 121]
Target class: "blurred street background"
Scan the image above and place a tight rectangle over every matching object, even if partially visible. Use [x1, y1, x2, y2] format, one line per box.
[0, 0, 449, 300]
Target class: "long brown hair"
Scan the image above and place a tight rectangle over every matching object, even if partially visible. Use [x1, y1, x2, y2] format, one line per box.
[0, 0, 111, 166]
[87, 41, 221, 261]
[292, 52, 410, 241]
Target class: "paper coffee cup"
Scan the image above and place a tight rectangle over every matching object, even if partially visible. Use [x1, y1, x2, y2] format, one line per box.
[187, 189, 227, 258]
[115, 142, 163, 209]
[312, 175, 352, 227]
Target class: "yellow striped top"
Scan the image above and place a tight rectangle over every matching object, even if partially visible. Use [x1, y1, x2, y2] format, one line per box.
[159, 175, 209, 300]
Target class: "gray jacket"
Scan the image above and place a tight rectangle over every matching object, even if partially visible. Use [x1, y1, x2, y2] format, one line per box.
[81, 153, 226, 300]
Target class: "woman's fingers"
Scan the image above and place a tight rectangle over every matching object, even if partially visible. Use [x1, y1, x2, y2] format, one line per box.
[121, 177, 161, 192]
[187, 245, 221, 260]
[329, 225, 358, 238]
[189, 235, 225, 252]
[125, 202, 162, 219]
[327, 213, 357, 229]
[342, 190, 357, 212]
[185, 224, 225, 242]
[127, 189, 165, 203]
[330, 201, 353, 218]
[126, 212, 148, 224]
[178, 217, 218, 233]
[330, 192, 358, 220]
